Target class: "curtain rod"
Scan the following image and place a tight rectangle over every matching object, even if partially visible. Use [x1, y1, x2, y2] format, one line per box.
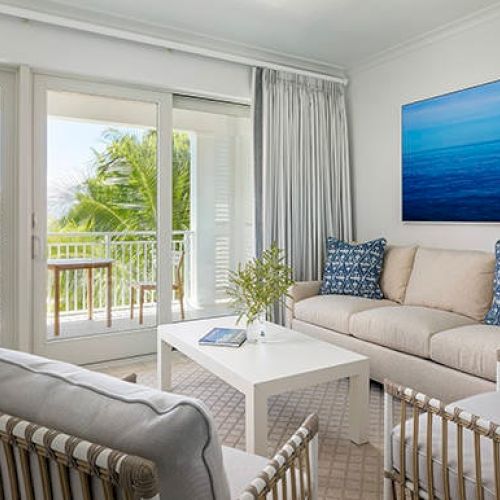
[0, 3, 348, 86]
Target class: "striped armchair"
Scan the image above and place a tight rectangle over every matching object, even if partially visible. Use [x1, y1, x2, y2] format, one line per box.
[0, 410, 318, 500]
[384, 350, 500, 499]
[0, 348, 319, 500]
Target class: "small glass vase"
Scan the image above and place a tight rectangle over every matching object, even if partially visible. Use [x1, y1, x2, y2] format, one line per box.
[247, 311, 267, 343]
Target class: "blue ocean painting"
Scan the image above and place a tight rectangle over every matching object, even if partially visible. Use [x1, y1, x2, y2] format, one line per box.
[402, 80, 500, 222]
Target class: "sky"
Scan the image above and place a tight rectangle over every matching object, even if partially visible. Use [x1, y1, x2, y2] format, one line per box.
[402, 79, 500, 154]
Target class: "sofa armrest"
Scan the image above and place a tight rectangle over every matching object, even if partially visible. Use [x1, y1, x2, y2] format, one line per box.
[285, 281, 321, 328]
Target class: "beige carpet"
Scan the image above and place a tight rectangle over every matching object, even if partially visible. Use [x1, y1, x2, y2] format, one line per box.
[94, 354, 384, 499]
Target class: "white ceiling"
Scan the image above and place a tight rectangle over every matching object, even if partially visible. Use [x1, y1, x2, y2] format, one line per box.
[2, 0, 499, 73]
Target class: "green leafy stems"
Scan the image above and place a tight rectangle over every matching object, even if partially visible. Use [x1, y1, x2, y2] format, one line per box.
[227, 243, 295, 325]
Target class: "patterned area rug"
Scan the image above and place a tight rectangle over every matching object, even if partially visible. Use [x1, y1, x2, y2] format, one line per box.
[94, 354, 384, 499]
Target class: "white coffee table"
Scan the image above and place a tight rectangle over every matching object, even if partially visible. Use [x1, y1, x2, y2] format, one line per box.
[157, 316, 370, 456]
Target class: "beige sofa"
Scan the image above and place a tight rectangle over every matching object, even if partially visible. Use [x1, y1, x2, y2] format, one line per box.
[287, 245, 500, 402]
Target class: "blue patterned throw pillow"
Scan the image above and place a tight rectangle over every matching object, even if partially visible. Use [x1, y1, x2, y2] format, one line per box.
[320, 237, 387, 299]
[485, 241, 500, 325]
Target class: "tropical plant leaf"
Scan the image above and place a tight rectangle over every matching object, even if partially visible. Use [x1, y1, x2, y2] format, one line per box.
[56, 129, 191, 233]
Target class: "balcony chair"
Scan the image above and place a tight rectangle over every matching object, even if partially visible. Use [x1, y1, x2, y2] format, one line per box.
[384, 349, 500, 499]
[130, 249, 185, 324]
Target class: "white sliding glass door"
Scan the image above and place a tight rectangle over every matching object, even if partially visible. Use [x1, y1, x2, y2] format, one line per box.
[172, 97, 253, 321]
[0, 69, 16, 349]
[33, 75, 172, 363]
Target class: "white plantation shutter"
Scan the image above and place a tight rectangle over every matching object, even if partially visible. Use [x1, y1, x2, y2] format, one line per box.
[214, 137, 232, 299]
[173, 97, 253, 310]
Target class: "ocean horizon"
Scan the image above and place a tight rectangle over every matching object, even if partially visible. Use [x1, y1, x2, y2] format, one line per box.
[403, 138, 500, 222]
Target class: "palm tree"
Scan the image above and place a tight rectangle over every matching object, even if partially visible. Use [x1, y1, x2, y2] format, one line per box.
[48, 128, 192, 314]
[58, 129, 191, 232]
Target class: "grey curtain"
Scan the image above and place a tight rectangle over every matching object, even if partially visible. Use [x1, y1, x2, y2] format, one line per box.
[254, 67, 353, 289]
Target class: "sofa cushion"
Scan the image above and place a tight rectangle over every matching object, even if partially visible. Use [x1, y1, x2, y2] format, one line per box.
[485, 240, 500, 325]
[431, 324, 500, 381]
[295, 294, 396, 335]
[0, 348, 230, 500]
[320, 237, 387, 299]
[350, 306, 475, 358]
[404, 247, 495, 321]
[380, 245, 417, 303]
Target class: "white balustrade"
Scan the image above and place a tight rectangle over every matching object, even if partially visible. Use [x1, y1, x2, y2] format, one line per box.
[46, 230, 192, 316]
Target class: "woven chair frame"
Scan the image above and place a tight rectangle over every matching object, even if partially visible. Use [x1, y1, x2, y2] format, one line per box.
[384, 380, 500, 500]
[239, 413, 319, 500]
[0, 411, 159, 500]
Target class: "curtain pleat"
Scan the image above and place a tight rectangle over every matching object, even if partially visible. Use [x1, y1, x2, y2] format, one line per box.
[253, 68, 353, 323]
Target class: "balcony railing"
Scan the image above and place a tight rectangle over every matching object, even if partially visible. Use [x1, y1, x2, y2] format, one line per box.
[47, 230, 192, 316]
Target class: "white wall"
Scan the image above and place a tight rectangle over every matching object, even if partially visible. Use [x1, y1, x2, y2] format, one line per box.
[348, 12, 500, 252]
[0, 14, 252, 102]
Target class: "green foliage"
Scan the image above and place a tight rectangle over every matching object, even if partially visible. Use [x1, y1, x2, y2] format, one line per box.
[171, 131, 191, 231]
[227, 244, 294, 325]
[56, 129, 191, 232]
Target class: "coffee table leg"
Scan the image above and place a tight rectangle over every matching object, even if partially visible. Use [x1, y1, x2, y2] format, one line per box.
[348, 368, 369, 445]
[245, 388, 267, 456]
[157, 337, 173, 391]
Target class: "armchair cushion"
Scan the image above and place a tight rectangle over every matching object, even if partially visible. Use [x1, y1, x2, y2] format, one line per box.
[223, 447, 268, 499]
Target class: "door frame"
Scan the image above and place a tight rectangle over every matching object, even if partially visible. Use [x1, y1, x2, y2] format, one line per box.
[32, 74, 172, 364]
[0, 68, 17, 349]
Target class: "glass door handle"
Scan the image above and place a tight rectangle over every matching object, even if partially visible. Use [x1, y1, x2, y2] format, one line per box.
[31, 235, 41, 259]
